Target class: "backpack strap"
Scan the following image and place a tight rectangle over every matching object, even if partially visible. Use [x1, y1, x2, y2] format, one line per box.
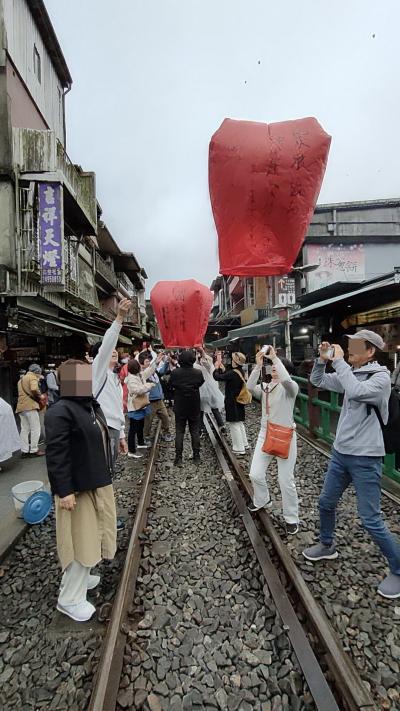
[234, 369, 246, 384]
[95, 375, 108, 401]
[364, 372, 386, 430]
[371, 403, 384, 431]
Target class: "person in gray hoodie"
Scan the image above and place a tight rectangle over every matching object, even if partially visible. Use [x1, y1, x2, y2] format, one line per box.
[303, 330, 400, 600]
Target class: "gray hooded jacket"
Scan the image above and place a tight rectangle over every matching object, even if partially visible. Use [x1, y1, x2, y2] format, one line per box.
[310, 358, 390, 457]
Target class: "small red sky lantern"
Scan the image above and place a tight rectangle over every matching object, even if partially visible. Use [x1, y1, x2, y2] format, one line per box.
[209, 116, 331, 276]
[150, 279, 213, 348]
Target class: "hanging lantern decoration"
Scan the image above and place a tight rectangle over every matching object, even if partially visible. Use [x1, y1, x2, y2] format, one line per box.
[150, 279, 213, 348]
[209, 116, 331, 276]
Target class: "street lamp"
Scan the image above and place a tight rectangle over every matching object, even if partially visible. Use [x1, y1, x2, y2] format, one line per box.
[273, 304, 292, 360]
[290, 263, 320, 293]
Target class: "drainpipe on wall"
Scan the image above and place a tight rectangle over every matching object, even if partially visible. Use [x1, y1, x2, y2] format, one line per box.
[62, 83, 72, 149]
[14, 166, 21, 294]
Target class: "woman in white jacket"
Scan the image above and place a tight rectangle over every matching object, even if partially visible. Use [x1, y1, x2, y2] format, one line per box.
[247, 346, 299, 535]
[125, 354, 163, 458]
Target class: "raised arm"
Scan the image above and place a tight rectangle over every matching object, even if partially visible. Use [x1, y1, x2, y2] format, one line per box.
[92, 298, 131, 396]
[247, 364, 262, 399]
[213, 368, 236, 382]
[333, 359, 390, 403]
[271, 356, 298, 397]
[310, 360, 344, 393]
[125, 375, 154, 397]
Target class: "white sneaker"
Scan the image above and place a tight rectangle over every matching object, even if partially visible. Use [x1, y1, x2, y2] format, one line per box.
[87, 574, 100, 590]
[127, 452, 143, 459]
[57, 600, 96, 622]
[137, 444, 150, 449]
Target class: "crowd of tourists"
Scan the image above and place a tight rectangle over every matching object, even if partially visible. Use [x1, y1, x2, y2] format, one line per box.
[2, 299, 400, 620]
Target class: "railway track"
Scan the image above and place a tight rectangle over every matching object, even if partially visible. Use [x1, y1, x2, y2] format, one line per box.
[88, 415, 377, 711]
[89, 421, 162, 711]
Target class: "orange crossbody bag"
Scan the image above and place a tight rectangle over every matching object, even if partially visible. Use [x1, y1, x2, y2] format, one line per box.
[261, 384, 294, 459]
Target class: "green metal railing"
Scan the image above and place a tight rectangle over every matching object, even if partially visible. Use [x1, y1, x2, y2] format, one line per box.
[292, 376, 400, 485]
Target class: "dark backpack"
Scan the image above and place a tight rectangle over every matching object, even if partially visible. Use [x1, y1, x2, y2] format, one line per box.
[367, 374, 400, 454]
[39, 377, 48, 395]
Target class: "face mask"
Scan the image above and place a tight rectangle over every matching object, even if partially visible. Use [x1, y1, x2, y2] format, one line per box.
[121, 358, 129, 364]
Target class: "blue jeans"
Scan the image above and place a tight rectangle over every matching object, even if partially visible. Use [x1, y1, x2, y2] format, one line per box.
[319, 448, 400, 575]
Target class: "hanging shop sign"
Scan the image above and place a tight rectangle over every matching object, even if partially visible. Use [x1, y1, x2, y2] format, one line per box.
[150, 279, 213, 348]
[209, 116, 331, 277]
[38, 182, 64, 288]
[306, 244, 365, 292]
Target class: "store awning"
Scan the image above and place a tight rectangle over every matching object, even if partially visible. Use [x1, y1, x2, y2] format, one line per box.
[227, 316, 281, 339]
[206, 336, 231, 348]
[40, 317, 105, 342]
[291, 275, 396, 319]
[117, 334, 133, 345]
[341, 300, 400, 328]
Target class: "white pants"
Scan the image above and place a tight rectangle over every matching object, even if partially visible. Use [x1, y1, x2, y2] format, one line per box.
[58, 560, 90, 606]
[249, 428, 299, 524]
[19, 410, 41, 453]
[229, 421, 249, 454]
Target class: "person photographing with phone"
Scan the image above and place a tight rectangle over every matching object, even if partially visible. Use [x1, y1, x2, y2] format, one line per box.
[246, 345, 300, 535]
[303, 330, 400, 599]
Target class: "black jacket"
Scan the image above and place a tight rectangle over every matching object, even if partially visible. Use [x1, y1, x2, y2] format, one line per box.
[44, 397, 113, 498]
[169, 365, 204, 417]
[213, 367, 245, 422]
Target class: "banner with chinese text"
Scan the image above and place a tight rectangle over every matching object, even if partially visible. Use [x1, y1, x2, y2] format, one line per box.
[306, 244, 365, 292]
[39, 182, 64, 287]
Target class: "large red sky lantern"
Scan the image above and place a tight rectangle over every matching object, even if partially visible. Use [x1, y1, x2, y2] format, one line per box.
[150, 279, 213, 348]
[209, 117, 331, 276]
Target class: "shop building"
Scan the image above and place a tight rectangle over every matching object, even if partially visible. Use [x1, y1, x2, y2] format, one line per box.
[0, 0, 148, 404]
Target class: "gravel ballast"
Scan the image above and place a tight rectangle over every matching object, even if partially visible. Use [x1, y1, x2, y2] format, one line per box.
[0, 402, 399, 710]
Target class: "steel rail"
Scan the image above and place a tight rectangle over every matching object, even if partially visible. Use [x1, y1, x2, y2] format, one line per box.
[88, 421, 162, 711]
[205, 415, 376, 711]
[205, 417, 340, 711]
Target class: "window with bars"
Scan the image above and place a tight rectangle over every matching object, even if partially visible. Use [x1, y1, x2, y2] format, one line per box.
[19, 184, 40, 273]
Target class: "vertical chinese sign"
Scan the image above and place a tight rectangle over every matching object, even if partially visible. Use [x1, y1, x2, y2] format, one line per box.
[38, 182, 64, 287]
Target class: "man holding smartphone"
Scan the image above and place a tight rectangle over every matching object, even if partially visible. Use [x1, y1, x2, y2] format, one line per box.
[303, 330, 400, 599]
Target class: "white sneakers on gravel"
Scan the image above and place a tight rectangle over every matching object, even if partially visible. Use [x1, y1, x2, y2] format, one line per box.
[128, 452, 143, 459]
[87, 574, 100, 591]
[377, 573, 400, 599]
[57, 600, 96, 622]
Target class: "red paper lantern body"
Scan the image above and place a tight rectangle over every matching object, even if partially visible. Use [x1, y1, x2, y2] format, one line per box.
[209, 117, 331, 276]
[150, 280, 213, 348]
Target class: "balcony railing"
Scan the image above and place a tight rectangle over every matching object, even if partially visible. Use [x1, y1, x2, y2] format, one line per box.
[116, 272, 136, 296]
[126, 297, 140, 327]
[56, 142, 96, 230]
[13, 128, 97, 232]
[95, 253, 118, 289]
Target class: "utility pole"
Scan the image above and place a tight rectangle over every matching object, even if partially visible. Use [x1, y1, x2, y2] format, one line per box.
[285, 309, 292, 361]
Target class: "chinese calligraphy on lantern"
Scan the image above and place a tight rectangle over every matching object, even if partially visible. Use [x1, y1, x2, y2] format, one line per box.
[39, 183, 64, 286]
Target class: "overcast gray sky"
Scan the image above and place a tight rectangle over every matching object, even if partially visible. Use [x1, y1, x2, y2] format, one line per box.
[45, 0, 399, 290]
